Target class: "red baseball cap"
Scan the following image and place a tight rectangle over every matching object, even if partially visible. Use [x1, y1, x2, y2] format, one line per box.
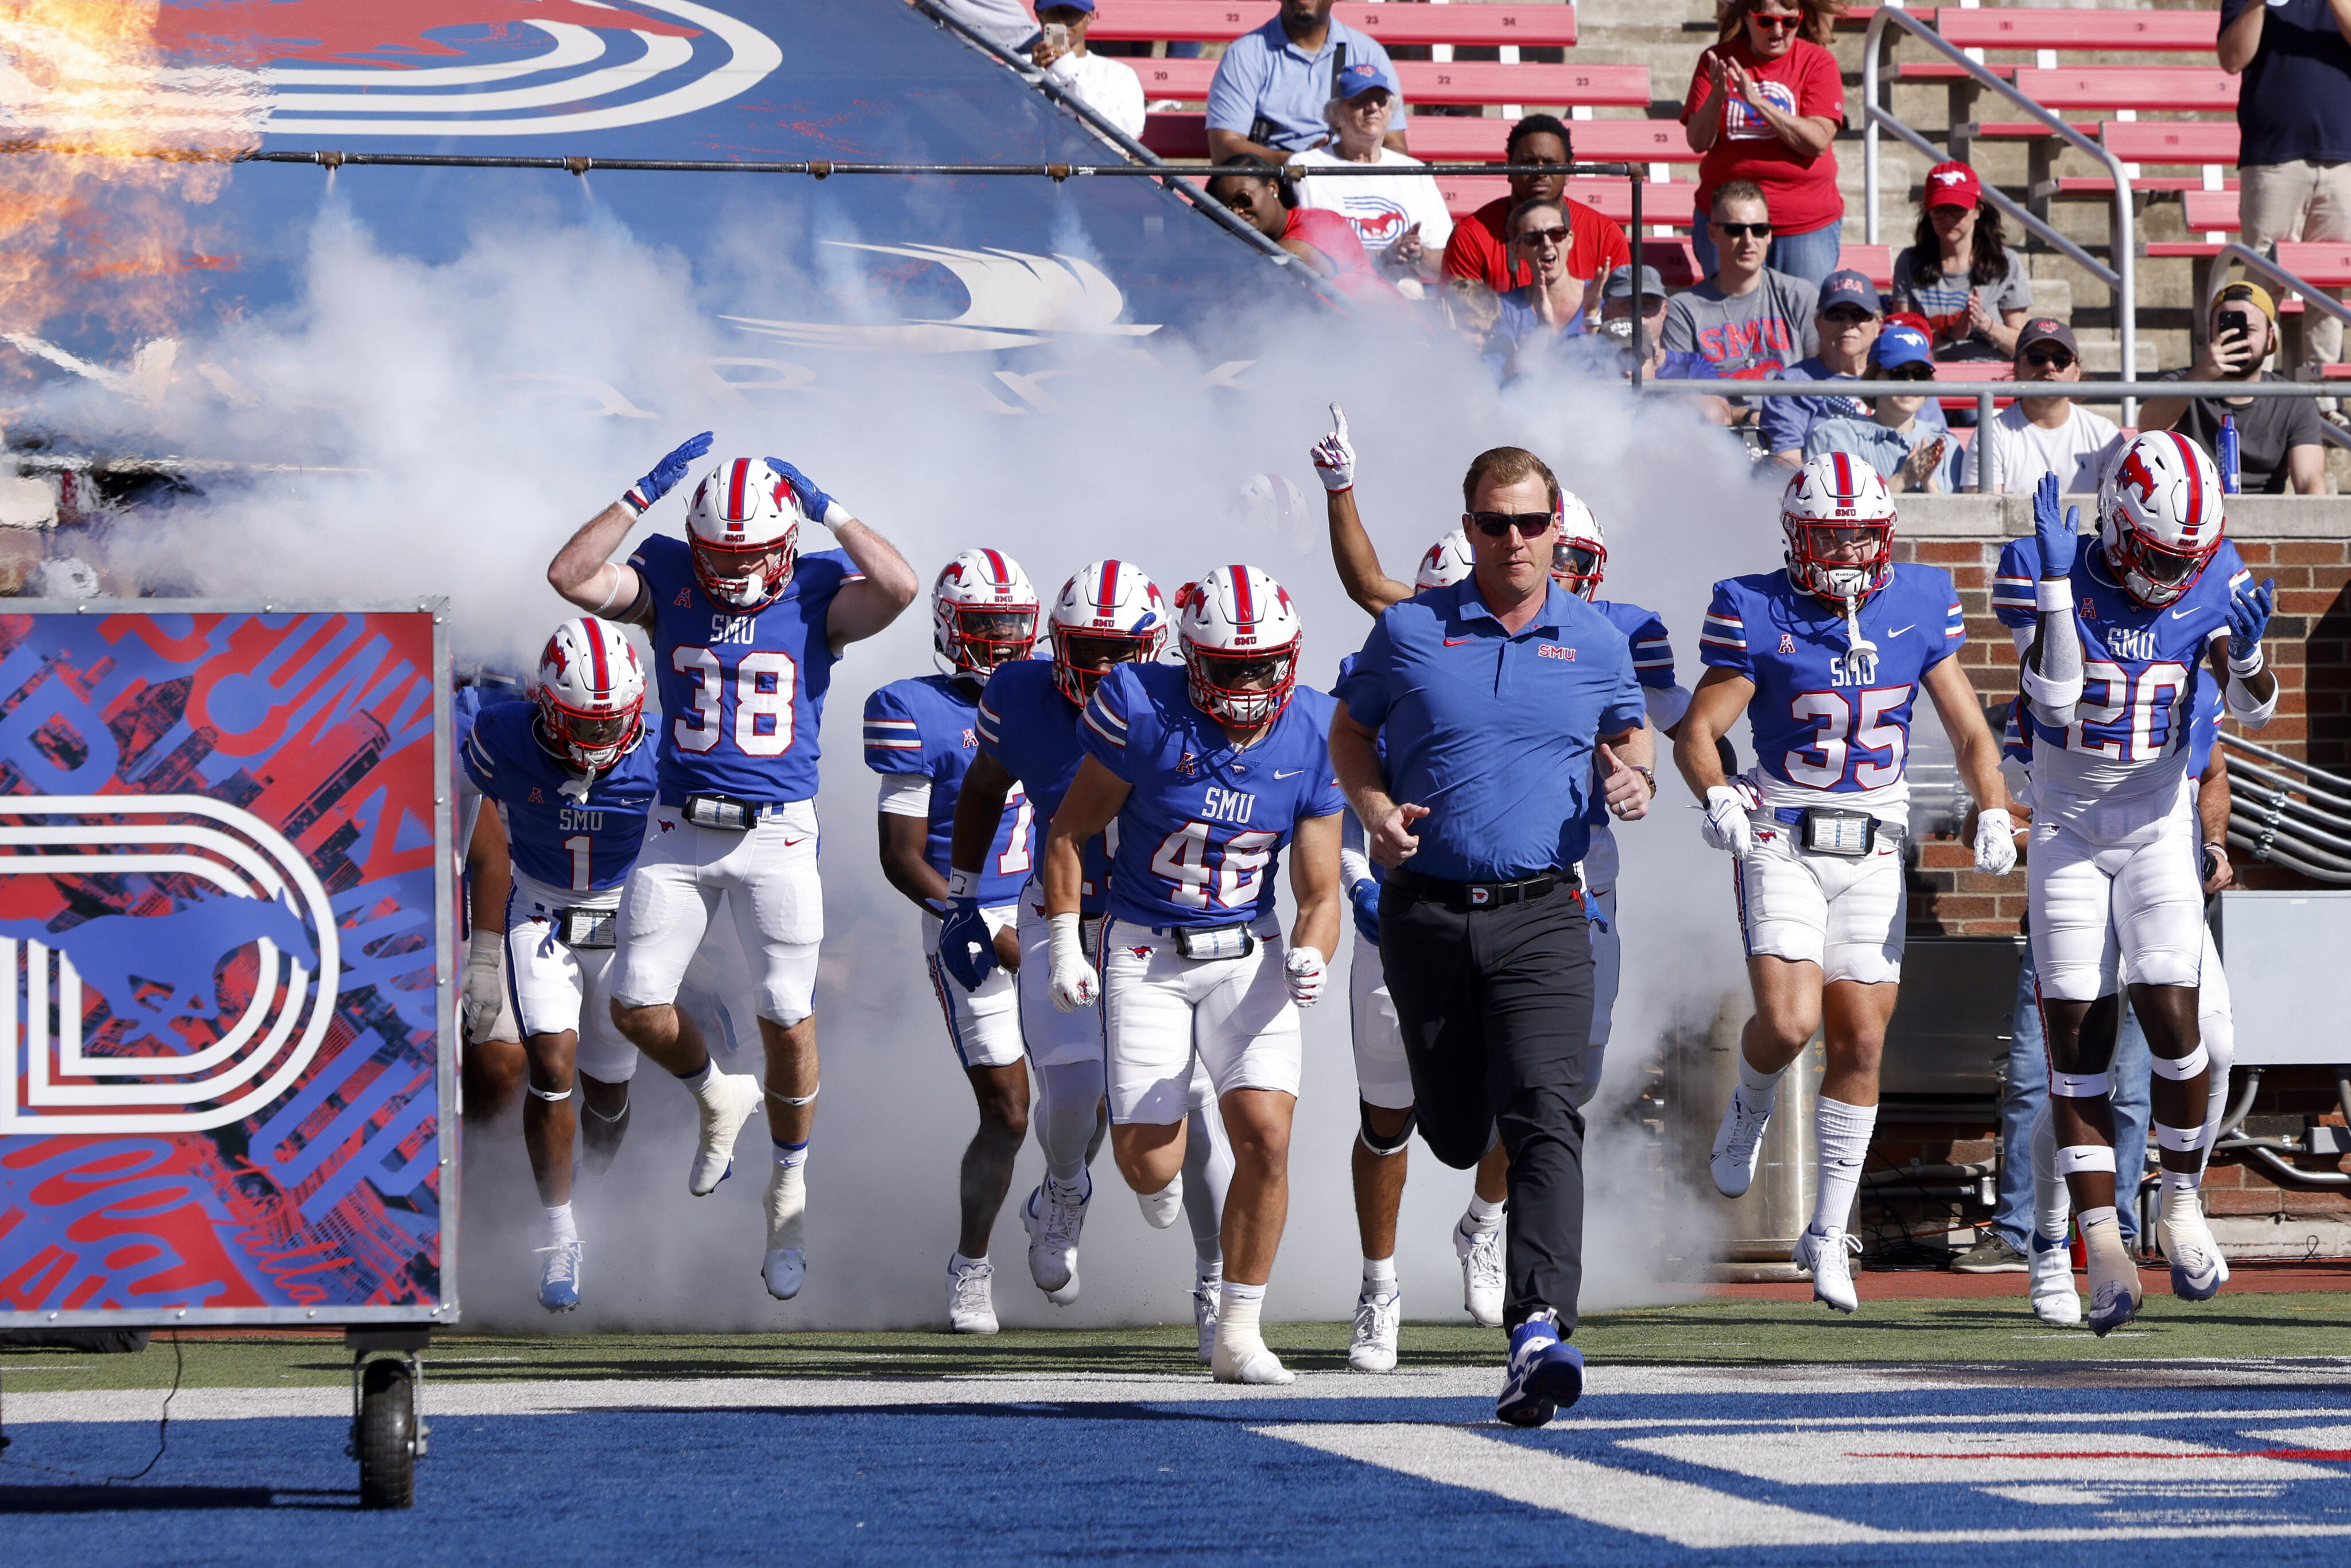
[1923, 161, 1982, 211]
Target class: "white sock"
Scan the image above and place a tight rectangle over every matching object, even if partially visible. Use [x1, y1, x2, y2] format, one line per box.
[1464, 1192, 1504, 1231]
[544, 1203, 576, 1245]
[2029, 1101, 2072, 1242]
[1811, 1096, 1876, 1236]
[1218, 1280, 1266, 1350]
[1737, 1051, 1783, 1107]
[1362, 1255, 1397, 1294]
[681, 1061, 717, 1096]
[773, 1139, 808, 1171]
[2160, 1169, 2201, 1201]
[1196, 1257, 1223, 1287]
[951, 1250, 986, 1273]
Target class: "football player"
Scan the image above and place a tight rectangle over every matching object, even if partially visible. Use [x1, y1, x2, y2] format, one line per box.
[547, 434, 919, 1302]
[937, 562, 1193, 1315]
[1676, 452, 2014, 1314]
[460, 618, 658, 1312]
[1042, 565, 1345, 1385]
[2000, 443, 2274, 1333]
[455, 674, 527, 1123]
[865, 550, 1044, 1334]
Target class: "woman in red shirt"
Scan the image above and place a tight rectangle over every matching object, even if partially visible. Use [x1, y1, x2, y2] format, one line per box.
[1683, 0, 1846, 286]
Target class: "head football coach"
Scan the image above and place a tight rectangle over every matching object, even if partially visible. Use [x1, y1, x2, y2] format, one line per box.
[1329, 445, 1653, 1427]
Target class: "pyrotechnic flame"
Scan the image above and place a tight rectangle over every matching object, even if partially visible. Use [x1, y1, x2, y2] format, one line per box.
[0, 1, 266, 359]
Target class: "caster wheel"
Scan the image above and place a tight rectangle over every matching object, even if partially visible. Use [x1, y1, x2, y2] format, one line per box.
[356, 1359, 416, 1510]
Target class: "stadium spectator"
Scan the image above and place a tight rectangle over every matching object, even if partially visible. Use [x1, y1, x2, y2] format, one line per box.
[1205, 0, 1409, 165]
[1890, 161, 2032, 363]
[1291, 63, 1450, 286]
[1027, 1, 1145, 139]
[1206, 157, 1402, 304]
[1441, 114, 1630, 296]
[1495, 198, 1593, 365]
[1663, 181, 1819, 381]
[1801, 324, 1963, 494]
[1683, 0, 1846, 287]
[1959, 319, 2121, 494]
[2219, 0, 2351, 375]
[2140, 282, 2331, 495]
[936, 0, 1040, 54]
[1760, 267, 1931, 465]
[1574, 264, 1733, 424]
[1441, 277, 1507, 373]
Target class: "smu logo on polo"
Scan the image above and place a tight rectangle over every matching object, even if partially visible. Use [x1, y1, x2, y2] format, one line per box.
[1537, 644, 1577, 661]
[0, 797, 340, 1136]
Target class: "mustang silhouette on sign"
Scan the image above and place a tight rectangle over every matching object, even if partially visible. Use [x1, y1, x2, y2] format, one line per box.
[0, 894, 321, 1050]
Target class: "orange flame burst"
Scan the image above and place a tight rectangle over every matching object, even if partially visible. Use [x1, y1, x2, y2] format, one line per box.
[0, 1, 265, 357]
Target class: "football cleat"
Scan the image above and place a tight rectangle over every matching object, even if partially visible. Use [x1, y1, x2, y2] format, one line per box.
[2029, 1232, 2082, 1326]
[537, 1240, 582, 1314]
[1348, 1288, 1401, 1373]
[1454, 1220, 1505, 1328]
[1193, 1278, 1220, 1364]
[1794, 1225, 1862, 1314]
[688, 1072, 763, 1197]
[2082, 1220, 2141, 1336]
[762, 1247, 805, 1301]
[1496, 1315, 1584, 1428]
[946, 1256, 999, 1336]
[1710, 1086, 1772, 1198]
[762, 1161, 808, 1302]
[2158, 1199, 2225, 1302]
[1022, 1175, 1089, 1305]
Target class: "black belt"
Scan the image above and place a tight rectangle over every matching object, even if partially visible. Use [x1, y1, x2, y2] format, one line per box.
[1388, 865, 1578, 911]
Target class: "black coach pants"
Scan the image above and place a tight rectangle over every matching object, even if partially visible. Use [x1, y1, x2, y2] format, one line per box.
[1380, 878, 1599, 1333]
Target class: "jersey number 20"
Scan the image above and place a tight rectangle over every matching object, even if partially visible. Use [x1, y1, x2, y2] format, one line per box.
[673, 647, 797, 756]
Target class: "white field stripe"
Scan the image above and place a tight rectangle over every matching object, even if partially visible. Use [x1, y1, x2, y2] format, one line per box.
[1254, 1422, 2351, 1548]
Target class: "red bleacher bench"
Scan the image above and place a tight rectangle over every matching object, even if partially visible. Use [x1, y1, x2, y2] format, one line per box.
[1083, 2, 1577, 50]
[2182, 190, 2239, 234]
[1935, 8, 2217, 52]
[2009, 68, 2239, 113]
[2278, 242, 2351, 289]
[2102, 119, 2241, 166]
[1139, 113, 1698, 166]
[1116, 57, 1649, 108]
[1842, 244, 1894, 292]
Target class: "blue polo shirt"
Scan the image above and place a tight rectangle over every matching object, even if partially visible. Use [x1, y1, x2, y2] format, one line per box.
[1205, 17, 1409, 155]
[1334, 580, 1645, 883]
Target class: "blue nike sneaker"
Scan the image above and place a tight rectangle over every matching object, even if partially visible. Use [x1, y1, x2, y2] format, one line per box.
[1495, 1315, 1584, 1427]
[538, 1239, 583, 1313]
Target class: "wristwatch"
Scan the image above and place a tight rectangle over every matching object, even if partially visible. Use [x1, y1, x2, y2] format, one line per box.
[1628, 764, 1656, 792]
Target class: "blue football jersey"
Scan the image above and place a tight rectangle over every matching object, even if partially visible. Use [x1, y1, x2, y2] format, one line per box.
[975, 657, 1110, 911]
[1700, 564, 1964, 818]
[1081, 663, 1345, 930]
[863, 673, 1034, 907]
[1581, 599, 1677, 828]
[460, 700, 658, 893]
[628, 533, 861, 806]
[1993, 537, 2245, 812]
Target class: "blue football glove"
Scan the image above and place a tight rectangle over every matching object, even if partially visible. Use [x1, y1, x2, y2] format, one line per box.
[2031, 471, 2079, 581]
[766, 457, 838, 527]
[938, 899, 998, 992]
[1348, 876, 1382, 947]
[2228, 576, 2276, 662]
[623, 430, 712, 514]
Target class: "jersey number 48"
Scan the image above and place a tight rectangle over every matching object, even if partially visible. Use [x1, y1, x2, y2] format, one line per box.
[1151, 823, 1279, 910]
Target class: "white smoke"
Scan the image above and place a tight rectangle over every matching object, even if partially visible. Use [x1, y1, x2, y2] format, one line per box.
[28, 188, 1790, 1332]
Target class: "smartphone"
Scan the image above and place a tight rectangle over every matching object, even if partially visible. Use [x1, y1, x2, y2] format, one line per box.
[1042, 21, 1069, 49]
[2216, 310, 2257, 350]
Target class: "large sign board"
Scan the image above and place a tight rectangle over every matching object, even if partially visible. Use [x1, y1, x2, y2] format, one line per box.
[0, 604, 454, 1327]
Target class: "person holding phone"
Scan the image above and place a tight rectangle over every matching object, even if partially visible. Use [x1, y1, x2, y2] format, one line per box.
[2140, 282, 2331, 495]
[1027, 1, 1145, 139]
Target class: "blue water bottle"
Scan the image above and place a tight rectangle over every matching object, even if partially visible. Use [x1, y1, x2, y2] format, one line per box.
[2218, 412, 2241, 494]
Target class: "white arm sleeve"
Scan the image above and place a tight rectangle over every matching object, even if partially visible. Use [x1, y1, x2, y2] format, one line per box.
[1645, 684, 1693, 733]
[2021, 607, 2084, 727]
[2225, 642, 2279, 728]
[876, 776, 933, 818]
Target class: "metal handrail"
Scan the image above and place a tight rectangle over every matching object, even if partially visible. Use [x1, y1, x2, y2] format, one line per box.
[2199, 240, 2351, 353]
[2220, 731, 2351, 884]
[1860, 6, 2137, 416]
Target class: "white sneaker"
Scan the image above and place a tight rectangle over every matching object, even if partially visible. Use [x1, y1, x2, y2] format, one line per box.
[1137, 1173, 1182, 1229]
[946, 1256, 998, 1335]
[762, 1160, 807, 1302]
[1193, 1277, 1220, 1364]
[1348, 1288, 1400, 1372]
[1212, 1333, 1296, 1385]
[1454, 1220, 1504, 1328]
[1794, 1225, 1861, 1314]
[688, 1072, 763, 1197]
[2158, 1198, 2224, 1302]
[537, 1239, 582, 1313]
[2028, 1233, 2081, 1326]
[1710, 1086, 1772, 1199]
[1021, 1175, 1088, 1305]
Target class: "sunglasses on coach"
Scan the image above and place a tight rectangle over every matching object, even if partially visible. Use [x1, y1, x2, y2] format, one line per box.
[1713, 220, 1772, 239]
[1469, 511, 1555, 538]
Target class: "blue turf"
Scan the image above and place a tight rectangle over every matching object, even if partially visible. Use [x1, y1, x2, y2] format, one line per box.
[7, 1384, 2350, 1565]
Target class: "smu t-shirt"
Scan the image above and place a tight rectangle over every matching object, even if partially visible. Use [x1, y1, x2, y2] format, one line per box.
[1662, 268, 1820, 378]
[1681, 34, 1846, 235]
[2222, 0, 2351, 166]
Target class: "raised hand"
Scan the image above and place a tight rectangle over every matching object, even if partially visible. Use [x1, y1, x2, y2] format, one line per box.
[766, 457, 842, 527]
[2228, 576, 2276, 665]
[2032, 472, 2080, 580]
[624, 430, 714, 514]
[1311, 402, 1357, 493]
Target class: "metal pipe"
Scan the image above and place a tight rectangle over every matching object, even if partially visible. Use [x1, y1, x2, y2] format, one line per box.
[1977, 390, 1996, 493]
[1640, 379, 2338, 399]
[2201, 242, 2351, 343]
[2225, 828, 2351, 883]
[234, 150, 1634, 181]
[2227, 752, 2351, 816]
[2221, 728, 2351, 783]
[2218, 1066, 2261, 1143]
[2244, 1145, 2351, 1189]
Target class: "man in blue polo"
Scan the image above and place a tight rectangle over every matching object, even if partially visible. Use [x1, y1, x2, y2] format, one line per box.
[1330, 443, 1654, 1428]
[1206, 0, 1410, 165]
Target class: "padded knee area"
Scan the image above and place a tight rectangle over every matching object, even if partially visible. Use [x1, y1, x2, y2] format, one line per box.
[1358, 1100, 1417, 1157]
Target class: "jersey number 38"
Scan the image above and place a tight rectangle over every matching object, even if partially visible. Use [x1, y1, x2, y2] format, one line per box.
[673, 647, 797, 756]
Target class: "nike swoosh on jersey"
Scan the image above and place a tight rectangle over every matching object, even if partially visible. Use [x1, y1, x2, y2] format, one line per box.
[1444, 636, 1476, 646]
[2171, 607, 2200, 619]
[1275, 769, 1306, 779]
[1887, 625, 1915, 637]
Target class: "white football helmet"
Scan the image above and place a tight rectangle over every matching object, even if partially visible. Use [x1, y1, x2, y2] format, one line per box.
[1550, 491, 1606, 600]
[1782, 451, 1897, 607]
[932, 548, 1039, 678]
[2097, 430, 2225, 607]
[1415, 530, 1474, 589]
[1177, 564, 1303, 728]
[1048, 560, 1170, 705]
[536, 615, 647, 771]
[685, 457, 805, 610]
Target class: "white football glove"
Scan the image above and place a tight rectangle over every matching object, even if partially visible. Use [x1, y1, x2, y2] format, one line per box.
[1973, 807, 2018, 876]
[1700, 784, 1756, 858]
[1310, 402, 1356, 494]
[461, 927, 504, 1041]
[1048, 912, 1099, 1012]
[1283, 944, 1327, 1007]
